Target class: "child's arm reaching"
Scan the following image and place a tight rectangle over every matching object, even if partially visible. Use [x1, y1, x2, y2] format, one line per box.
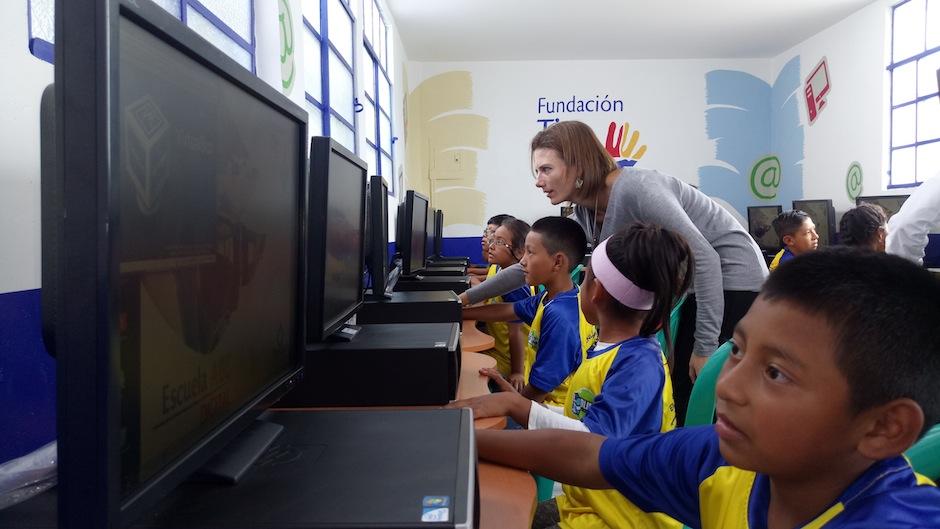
[475, 429, 610, 489]
[507, 322, 526, 391]
[462, 302, 517, 322]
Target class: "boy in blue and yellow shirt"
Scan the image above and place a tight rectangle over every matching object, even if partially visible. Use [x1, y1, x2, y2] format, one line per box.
[464, 216, 593, 408]
[769, 209, 818, 271]
[475, 248, 940, 528]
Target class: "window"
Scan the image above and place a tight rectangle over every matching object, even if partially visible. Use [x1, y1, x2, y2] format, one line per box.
[303, 0, 357, 153]
[27, 0, 255, 71]
[888, 0, 940, 187]
[360, 0, 395, 195]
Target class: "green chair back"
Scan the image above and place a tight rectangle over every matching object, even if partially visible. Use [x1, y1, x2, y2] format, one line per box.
[684, 341, 733, 426]
[906, 423, 940, 480]
[656, 296, 686, 355]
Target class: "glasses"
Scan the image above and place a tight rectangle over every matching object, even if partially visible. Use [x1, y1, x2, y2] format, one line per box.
[488, 238, 511, 250]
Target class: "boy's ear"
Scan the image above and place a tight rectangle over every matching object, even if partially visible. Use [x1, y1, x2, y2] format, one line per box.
[856, 398, 925, 460]
[552, 252, 567, 273]
[782, 234, 795, 247]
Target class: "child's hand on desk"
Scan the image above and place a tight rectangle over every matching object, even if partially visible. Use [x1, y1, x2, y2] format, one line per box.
[480, 367, 518, 393]
[508, 372, 525, 393]
[446, 390, 530, 425]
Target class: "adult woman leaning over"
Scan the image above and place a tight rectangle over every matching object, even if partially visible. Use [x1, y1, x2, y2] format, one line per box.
[530, 120, 767, 421]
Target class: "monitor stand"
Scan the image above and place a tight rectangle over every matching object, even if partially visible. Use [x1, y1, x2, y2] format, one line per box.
[190, 419, 284, 484]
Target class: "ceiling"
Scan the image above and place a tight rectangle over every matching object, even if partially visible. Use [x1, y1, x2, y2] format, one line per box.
[386, 0, 880, 61]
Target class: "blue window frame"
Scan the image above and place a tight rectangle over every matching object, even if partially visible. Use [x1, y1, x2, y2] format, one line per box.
[887, 0, 940, 188]
[303, 0, 358, 154]
[361, 0, 395, 196]
[27, 0, 256, 72]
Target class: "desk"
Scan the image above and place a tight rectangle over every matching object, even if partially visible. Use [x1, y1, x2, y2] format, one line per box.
[461, 319, 495, 352]
[458, 351, 506, 431]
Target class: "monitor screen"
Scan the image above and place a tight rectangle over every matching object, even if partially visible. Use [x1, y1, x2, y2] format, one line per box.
[434, 209, 444, 258]
[50, 1, 306, 524]
[366, 175, 390, 296]
[856, 195, 909, 220]
[425, 205, 436, 261]
[747, 205, 783, 251]
[400, 190, 429, 275]
[792, 199, 835, 247]
[308, 137, 367, 341]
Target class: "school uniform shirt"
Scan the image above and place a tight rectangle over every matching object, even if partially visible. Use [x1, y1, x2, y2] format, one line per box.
[483, 265, 533, 375]
[555, 337, 680, 529]
[513, 288, 585, 407]
[768, 248, 794, 271]
[599, 426, 940, 529]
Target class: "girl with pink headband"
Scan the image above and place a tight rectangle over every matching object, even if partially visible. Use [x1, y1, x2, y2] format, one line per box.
[450, 223, 693, 529]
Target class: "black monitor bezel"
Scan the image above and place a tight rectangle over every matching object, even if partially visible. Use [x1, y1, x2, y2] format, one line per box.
[367, 175, 390, 297]
[54, 1, 307, 527]
[400, 190, 430, 275]
[746, 205, 784, 252]
[855, 194, 910, 218]
[306, 136, 368, 342]
[791, 199, 836, 247]
[434, 209, 444, 258]
[425, 204, 436, 261]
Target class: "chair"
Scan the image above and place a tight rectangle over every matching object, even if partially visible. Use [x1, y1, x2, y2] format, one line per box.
[906, 423, 940, 480]
[684, 341, 733, 426]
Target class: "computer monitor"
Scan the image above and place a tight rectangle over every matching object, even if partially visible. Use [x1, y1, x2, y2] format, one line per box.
[307, 137, 368, 342]
[399, 190, 429, 275]
[48, 1, 306, 527]
[747, 205, 784, 252]
[365, 175, 391, 299]
[434, 209, 444, 258]
[425, 205, 437, 261]
[856, 195, 909, 220]
[792, 199, 836, 247]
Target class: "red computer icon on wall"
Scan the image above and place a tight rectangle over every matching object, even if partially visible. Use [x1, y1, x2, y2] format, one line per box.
[805, 57, 831, 125]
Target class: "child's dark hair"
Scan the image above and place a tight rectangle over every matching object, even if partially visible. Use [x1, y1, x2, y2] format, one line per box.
[762, 248, 940, 436]
[487, 214, 514, 226]
[839, 203, 886, 247]
[772, 210, 811, 240]
[602, 223, 693, 356]
[530, 216, 587, 272]
[500, 218, 530, 257]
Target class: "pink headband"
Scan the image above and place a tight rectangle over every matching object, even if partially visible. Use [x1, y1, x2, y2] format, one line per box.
[590, 238, 655, 310]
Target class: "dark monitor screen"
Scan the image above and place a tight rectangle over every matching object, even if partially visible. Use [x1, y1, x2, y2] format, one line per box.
[400, 190, 429, 275]
[747, 205, 783, 251]
[425, 205, 436, 260]
[51, 1, 307, 525]
[792, 199, 836, 247]
[366, 175, 390, 296]
[856, 195, 909, 220]
[434, 209, 444, 257]
[308, 137, 367, 342]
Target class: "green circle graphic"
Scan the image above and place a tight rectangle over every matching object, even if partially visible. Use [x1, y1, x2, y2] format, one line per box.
[750, 155, 782, 200]
[846, 162, 863, 201]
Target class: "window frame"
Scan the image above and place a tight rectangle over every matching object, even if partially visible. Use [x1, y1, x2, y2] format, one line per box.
[887, 0, 940, 188]
[361, 0, 395, 196]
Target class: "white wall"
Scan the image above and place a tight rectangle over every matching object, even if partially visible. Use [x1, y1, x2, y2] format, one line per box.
[407, 58, 771, 236]
[403, 1, 895, 236]
[772, 0, 894, 218]
[0, 1, 53, 294]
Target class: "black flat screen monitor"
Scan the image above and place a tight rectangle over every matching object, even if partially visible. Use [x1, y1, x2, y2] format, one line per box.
[366, 175, 391, 298]
[399, 190, 429, 275]
[425, 205, 437, 261]
[49, 1, 306, 527]
[747, 205, 784, 252]
[856, 195, 909, 220]
[792, 199, 836, 247]
[434, 209, 444, 257]
[307, 136, 368, 342]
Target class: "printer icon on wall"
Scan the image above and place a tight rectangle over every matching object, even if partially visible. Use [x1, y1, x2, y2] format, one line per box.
[805, 57, 831, 125]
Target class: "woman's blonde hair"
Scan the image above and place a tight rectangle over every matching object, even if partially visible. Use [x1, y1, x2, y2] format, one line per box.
[530, 121, 618, 203]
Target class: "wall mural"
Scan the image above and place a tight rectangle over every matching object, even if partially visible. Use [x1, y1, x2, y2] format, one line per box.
[846, 161, 863, 201]
[698, 56, 805, 217]
[405, 71, 489, 228]
[603, 121, 647, 168]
